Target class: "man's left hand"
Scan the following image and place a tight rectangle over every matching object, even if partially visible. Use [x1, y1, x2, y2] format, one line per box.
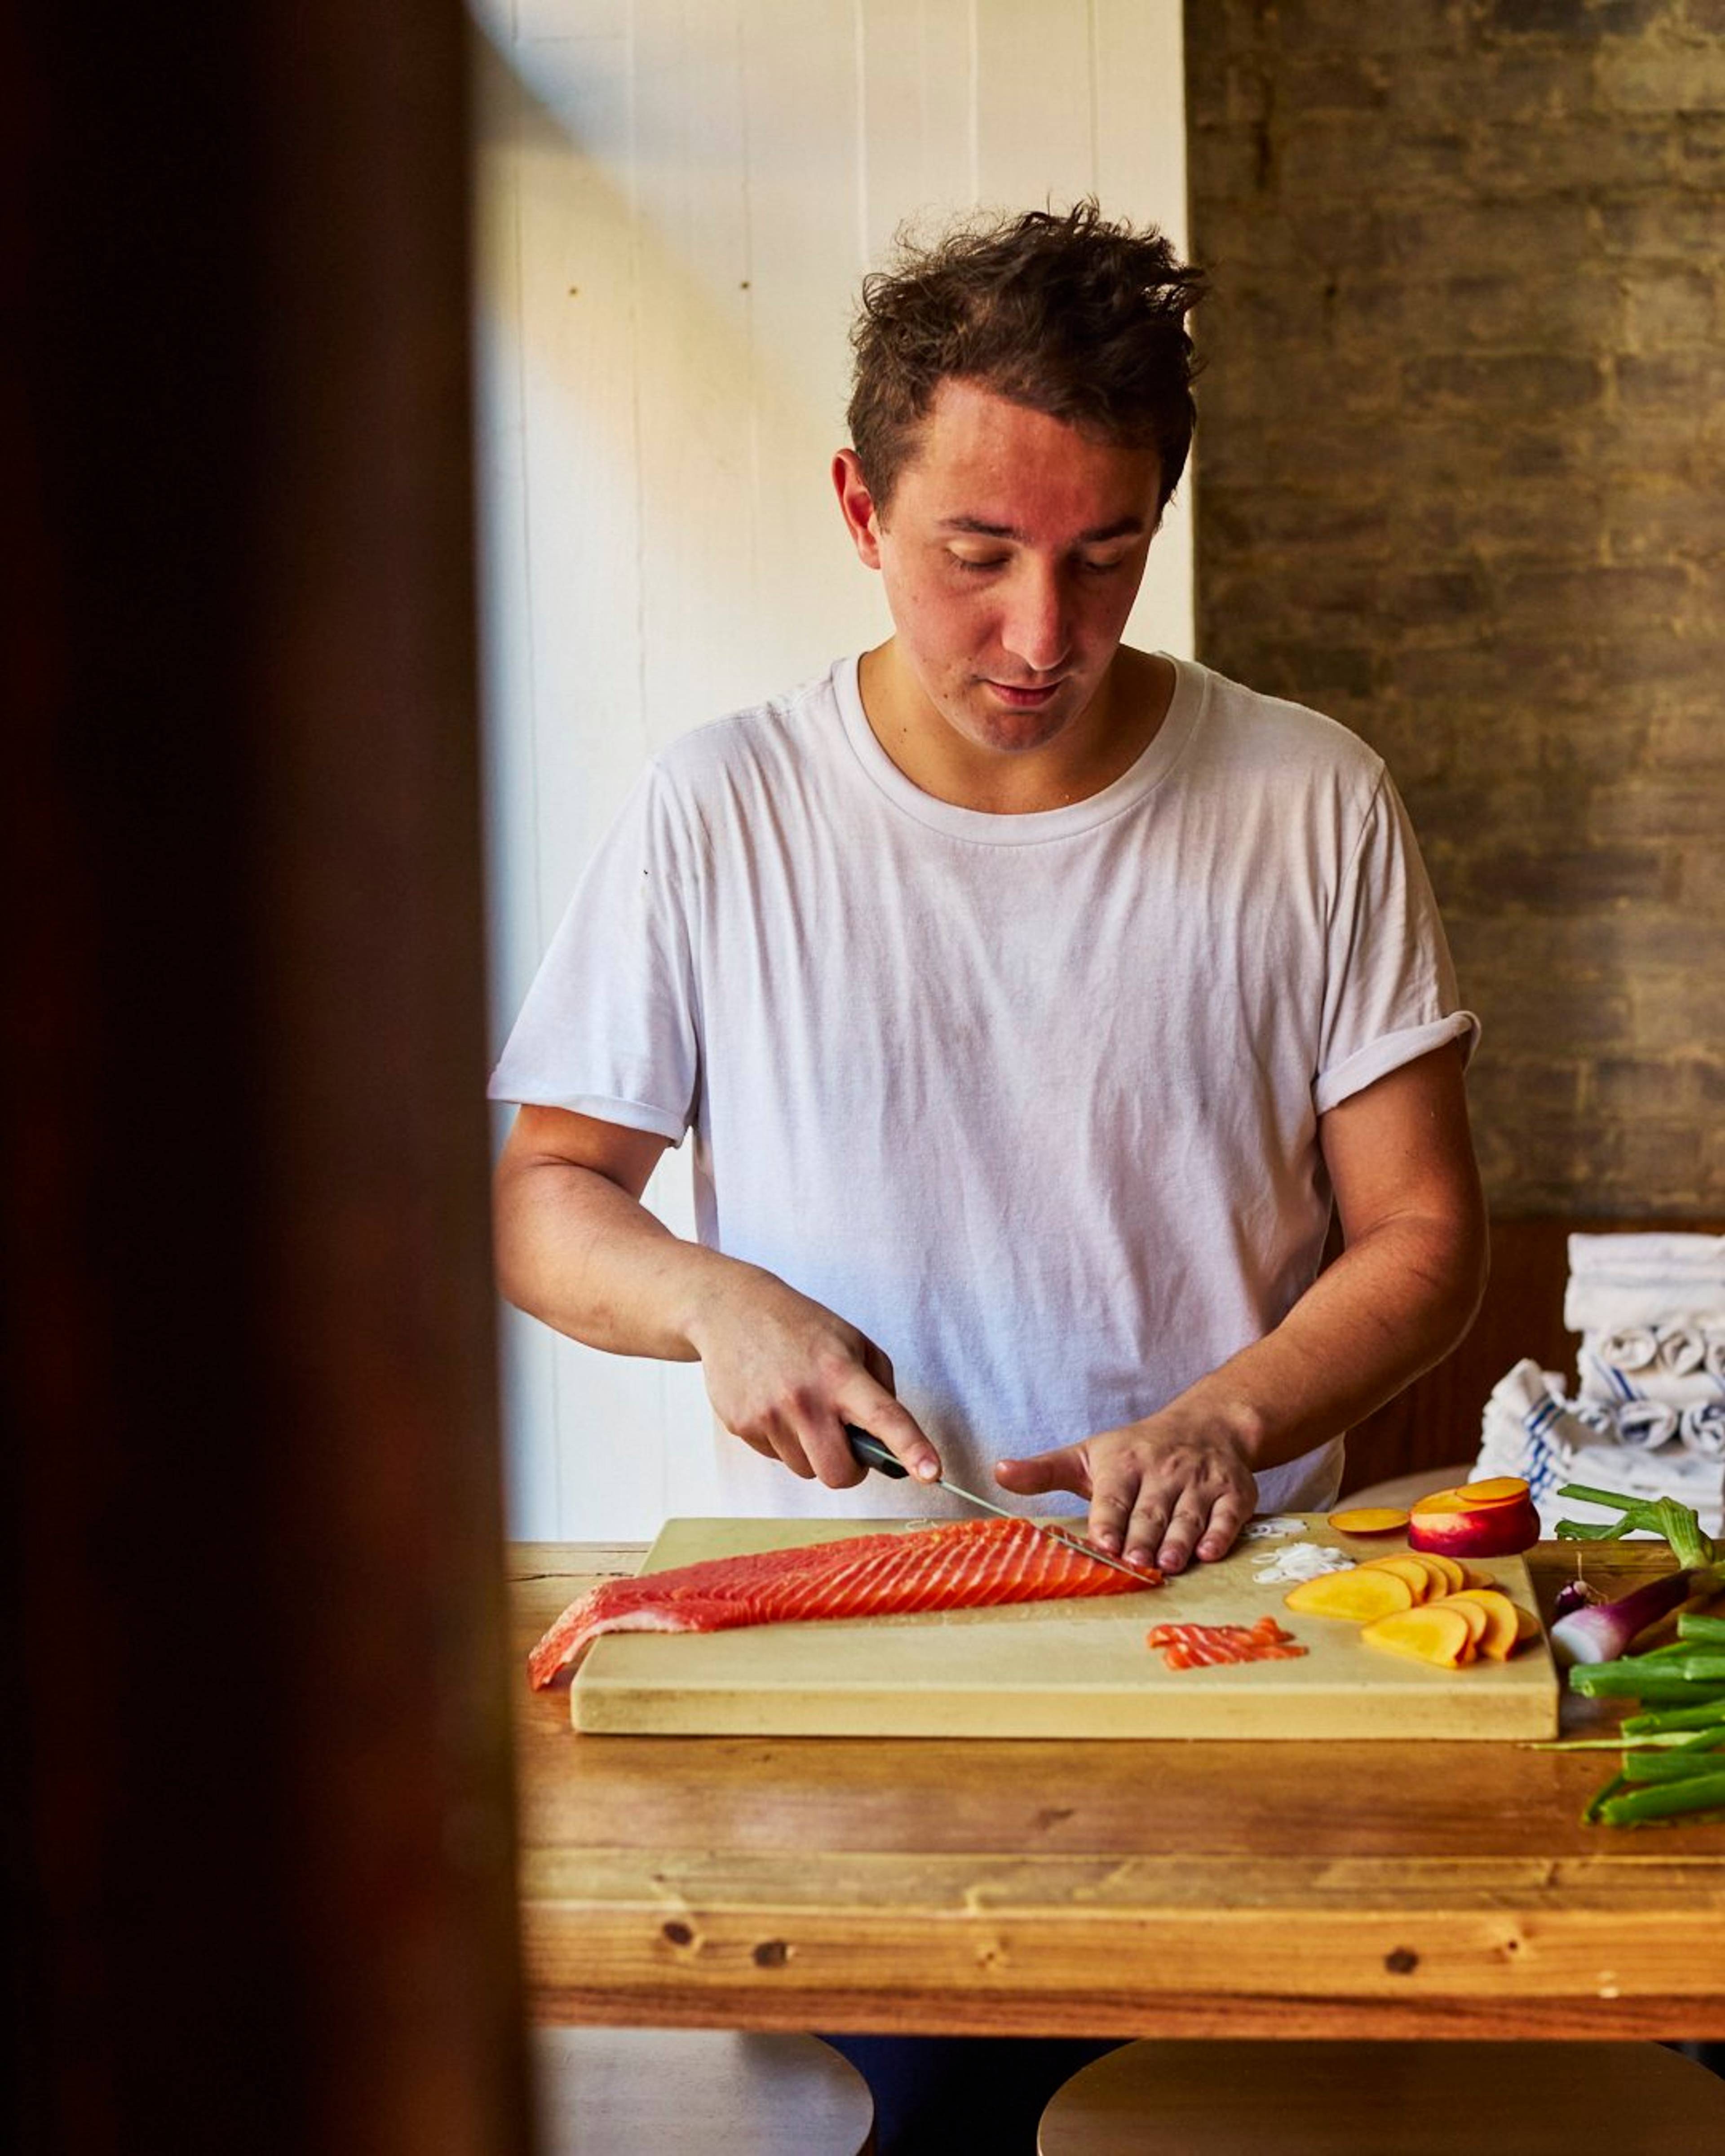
[991, 1410, 1257, 1575]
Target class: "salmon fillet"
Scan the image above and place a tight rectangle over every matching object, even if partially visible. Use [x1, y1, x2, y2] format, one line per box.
[528, 1516, 1159, 1688]
[1146, 1616, 1307, 1671]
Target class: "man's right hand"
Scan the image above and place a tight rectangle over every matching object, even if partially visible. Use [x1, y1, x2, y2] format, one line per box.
[495, 1105, 940, 1488]
[685, 1265, 942, 1488]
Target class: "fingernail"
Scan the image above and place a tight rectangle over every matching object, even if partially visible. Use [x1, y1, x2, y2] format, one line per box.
[915, 1457, 939, 1480]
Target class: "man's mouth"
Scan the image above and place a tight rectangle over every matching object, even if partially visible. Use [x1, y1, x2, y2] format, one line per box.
[983, 677, 1065, 709]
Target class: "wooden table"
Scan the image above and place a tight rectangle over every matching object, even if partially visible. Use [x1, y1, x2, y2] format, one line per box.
[511, 1540, 1725, 2040]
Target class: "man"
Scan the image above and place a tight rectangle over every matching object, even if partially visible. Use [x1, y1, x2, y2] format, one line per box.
[490, 203, 1486, 1580]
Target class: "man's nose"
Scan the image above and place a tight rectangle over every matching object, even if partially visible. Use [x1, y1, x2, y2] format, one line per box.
[999, 565, 1072, 675]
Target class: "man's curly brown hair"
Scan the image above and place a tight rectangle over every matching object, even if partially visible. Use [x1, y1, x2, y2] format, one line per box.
[847, 200, 1204, 517]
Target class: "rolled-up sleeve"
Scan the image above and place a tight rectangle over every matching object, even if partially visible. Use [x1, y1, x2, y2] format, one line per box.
[1313, 769, 1479, 1116]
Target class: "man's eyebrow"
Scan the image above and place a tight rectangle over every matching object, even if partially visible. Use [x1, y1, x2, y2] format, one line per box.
[936, 514, 1147, 544]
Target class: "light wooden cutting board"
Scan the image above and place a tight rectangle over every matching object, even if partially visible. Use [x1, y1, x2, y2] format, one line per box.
[569, 1515, 1560, 1740]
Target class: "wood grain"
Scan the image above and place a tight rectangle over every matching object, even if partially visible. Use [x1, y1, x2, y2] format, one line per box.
[514, 1542, 1725, 2037]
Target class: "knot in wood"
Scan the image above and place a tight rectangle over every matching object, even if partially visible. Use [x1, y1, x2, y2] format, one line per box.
[752, 1938, 791, 1968]
[1384, 1947, 1420, 1975]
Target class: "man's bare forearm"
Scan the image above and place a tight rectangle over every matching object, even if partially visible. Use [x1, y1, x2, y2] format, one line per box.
[494, 1158, 752, 1361]
[492, 1132, 942, 1484]
[1173, 1206, 1488, 1473]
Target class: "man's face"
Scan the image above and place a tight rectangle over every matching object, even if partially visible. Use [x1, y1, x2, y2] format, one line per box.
[834, 377, 1162, 763]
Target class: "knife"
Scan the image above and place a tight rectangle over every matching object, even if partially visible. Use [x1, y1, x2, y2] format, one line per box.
[843, 1424, 1150, 1582]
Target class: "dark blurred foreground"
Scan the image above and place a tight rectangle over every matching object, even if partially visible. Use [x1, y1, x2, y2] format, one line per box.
[3, 7, 531, 2151]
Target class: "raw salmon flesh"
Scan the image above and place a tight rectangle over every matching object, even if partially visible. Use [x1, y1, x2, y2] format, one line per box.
[1146, 1616, 1307, 1670]
[528, 1515, 1159, 1688]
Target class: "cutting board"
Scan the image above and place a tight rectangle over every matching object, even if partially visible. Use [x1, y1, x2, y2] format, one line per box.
[569, 1515, 1560, 1740]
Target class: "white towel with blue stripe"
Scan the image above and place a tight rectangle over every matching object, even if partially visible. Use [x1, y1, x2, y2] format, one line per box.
[1474, 1360, 1591, 1502]
[1681, 1401, 1725, 1461]
[1615, 1397, 1681, 1451]
[1576, 1325, 1725, 1412]
[1471, 1357, 1725, 1535]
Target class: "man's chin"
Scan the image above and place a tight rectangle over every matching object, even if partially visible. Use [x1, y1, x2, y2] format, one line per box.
[959, 695, 1075, 756]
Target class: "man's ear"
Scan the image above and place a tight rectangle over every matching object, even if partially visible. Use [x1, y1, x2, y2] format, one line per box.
[832, 449, 884, 569]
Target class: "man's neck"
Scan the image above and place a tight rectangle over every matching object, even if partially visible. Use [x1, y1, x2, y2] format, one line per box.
[856, 645, 1176, 815]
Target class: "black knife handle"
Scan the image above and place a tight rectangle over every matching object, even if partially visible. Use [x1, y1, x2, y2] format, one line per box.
[844, 1424, 909, 1480]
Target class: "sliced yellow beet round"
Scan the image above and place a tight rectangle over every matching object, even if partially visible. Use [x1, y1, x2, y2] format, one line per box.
[1447, 1588, 1520, 1660]
[1416, 1551, 1466, 1594]
[1429, 1593, 1489, 1654]
[1327, 1506, 1411, 1535]
[1361, 1604, 1475, 1668]
[1358, 1555, 1436, 1603]
[1409, 1553, 1464, 1597]
[1364, 1551, 1455, 1599]
[1409, 1486, 1469, 1514]
[1283, 1569, 1415, 1621]
[1512, 1603, 1543, 1648]
[1454, 1476, 1530, 1507]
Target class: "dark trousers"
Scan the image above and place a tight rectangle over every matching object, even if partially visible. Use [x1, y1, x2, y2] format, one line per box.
[820, 2033, 1124, 2155]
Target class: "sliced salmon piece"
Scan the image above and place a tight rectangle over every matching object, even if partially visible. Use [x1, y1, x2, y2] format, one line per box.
[1146, 1615, 1307, 1671]
[528, 1516, 1160, 1688]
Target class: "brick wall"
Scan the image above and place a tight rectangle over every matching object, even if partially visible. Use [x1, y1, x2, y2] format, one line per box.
[1184, 0, 1725, 1215]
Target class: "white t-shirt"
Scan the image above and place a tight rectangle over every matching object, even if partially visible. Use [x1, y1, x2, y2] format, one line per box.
[491, 654, 1478, 1520]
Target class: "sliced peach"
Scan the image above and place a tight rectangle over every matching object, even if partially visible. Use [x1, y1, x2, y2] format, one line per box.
[1357, 1555, 1436, 1603]
[1283, 1569, 1415, 1621]
[1447, 1588, 1520, 1661]
[1327, 1506, 1411, 1535]
[1361, 1604, 1476, 1669]
[1512, 1604, 1543, 1649]
[1407, 1495, 1540, 1560]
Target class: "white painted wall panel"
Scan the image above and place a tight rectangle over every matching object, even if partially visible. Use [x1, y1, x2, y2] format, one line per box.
[972, 0, 1096, 208]
[472, 0, 1191, 1537]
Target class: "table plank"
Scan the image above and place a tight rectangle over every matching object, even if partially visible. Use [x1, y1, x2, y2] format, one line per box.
[512, 1540, 1725, 2037]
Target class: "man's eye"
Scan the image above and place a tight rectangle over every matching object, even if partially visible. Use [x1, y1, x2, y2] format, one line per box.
[1079, 556, 1130, 576]
[951, 553, 1007, 573]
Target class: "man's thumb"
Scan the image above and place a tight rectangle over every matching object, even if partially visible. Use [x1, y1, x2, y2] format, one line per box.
[993, 1446, 1086, 1498]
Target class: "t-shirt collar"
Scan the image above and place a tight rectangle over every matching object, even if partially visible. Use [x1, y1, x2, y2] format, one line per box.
[832, 651, 1206, 844]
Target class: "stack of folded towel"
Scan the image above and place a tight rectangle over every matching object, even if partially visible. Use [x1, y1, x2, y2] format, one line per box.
[1469, 1233, 1725, 1537]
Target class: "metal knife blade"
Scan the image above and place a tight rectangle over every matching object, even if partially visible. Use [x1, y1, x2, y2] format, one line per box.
[843, 1424, 1151, 1583]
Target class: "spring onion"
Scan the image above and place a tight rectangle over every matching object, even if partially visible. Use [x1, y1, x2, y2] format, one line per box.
[1529, 1732, 1713, 1752]
[1622, 1699, 1725, 1736]
[1622, 1748, 1725, 1783]
[1552, 1577, 1606, 1621]
[1547, 1485, 1724, 1666]
[1553, 1485, 1725, 1825]
[1597, 1771, 1725, 1828]
[1567, 1662, 1725, 1700]
[1554, 1484, 1716, 1570]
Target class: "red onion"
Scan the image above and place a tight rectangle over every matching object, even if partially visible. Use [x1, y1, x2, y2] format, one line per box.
[1549, 1571, 1702, 1667]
